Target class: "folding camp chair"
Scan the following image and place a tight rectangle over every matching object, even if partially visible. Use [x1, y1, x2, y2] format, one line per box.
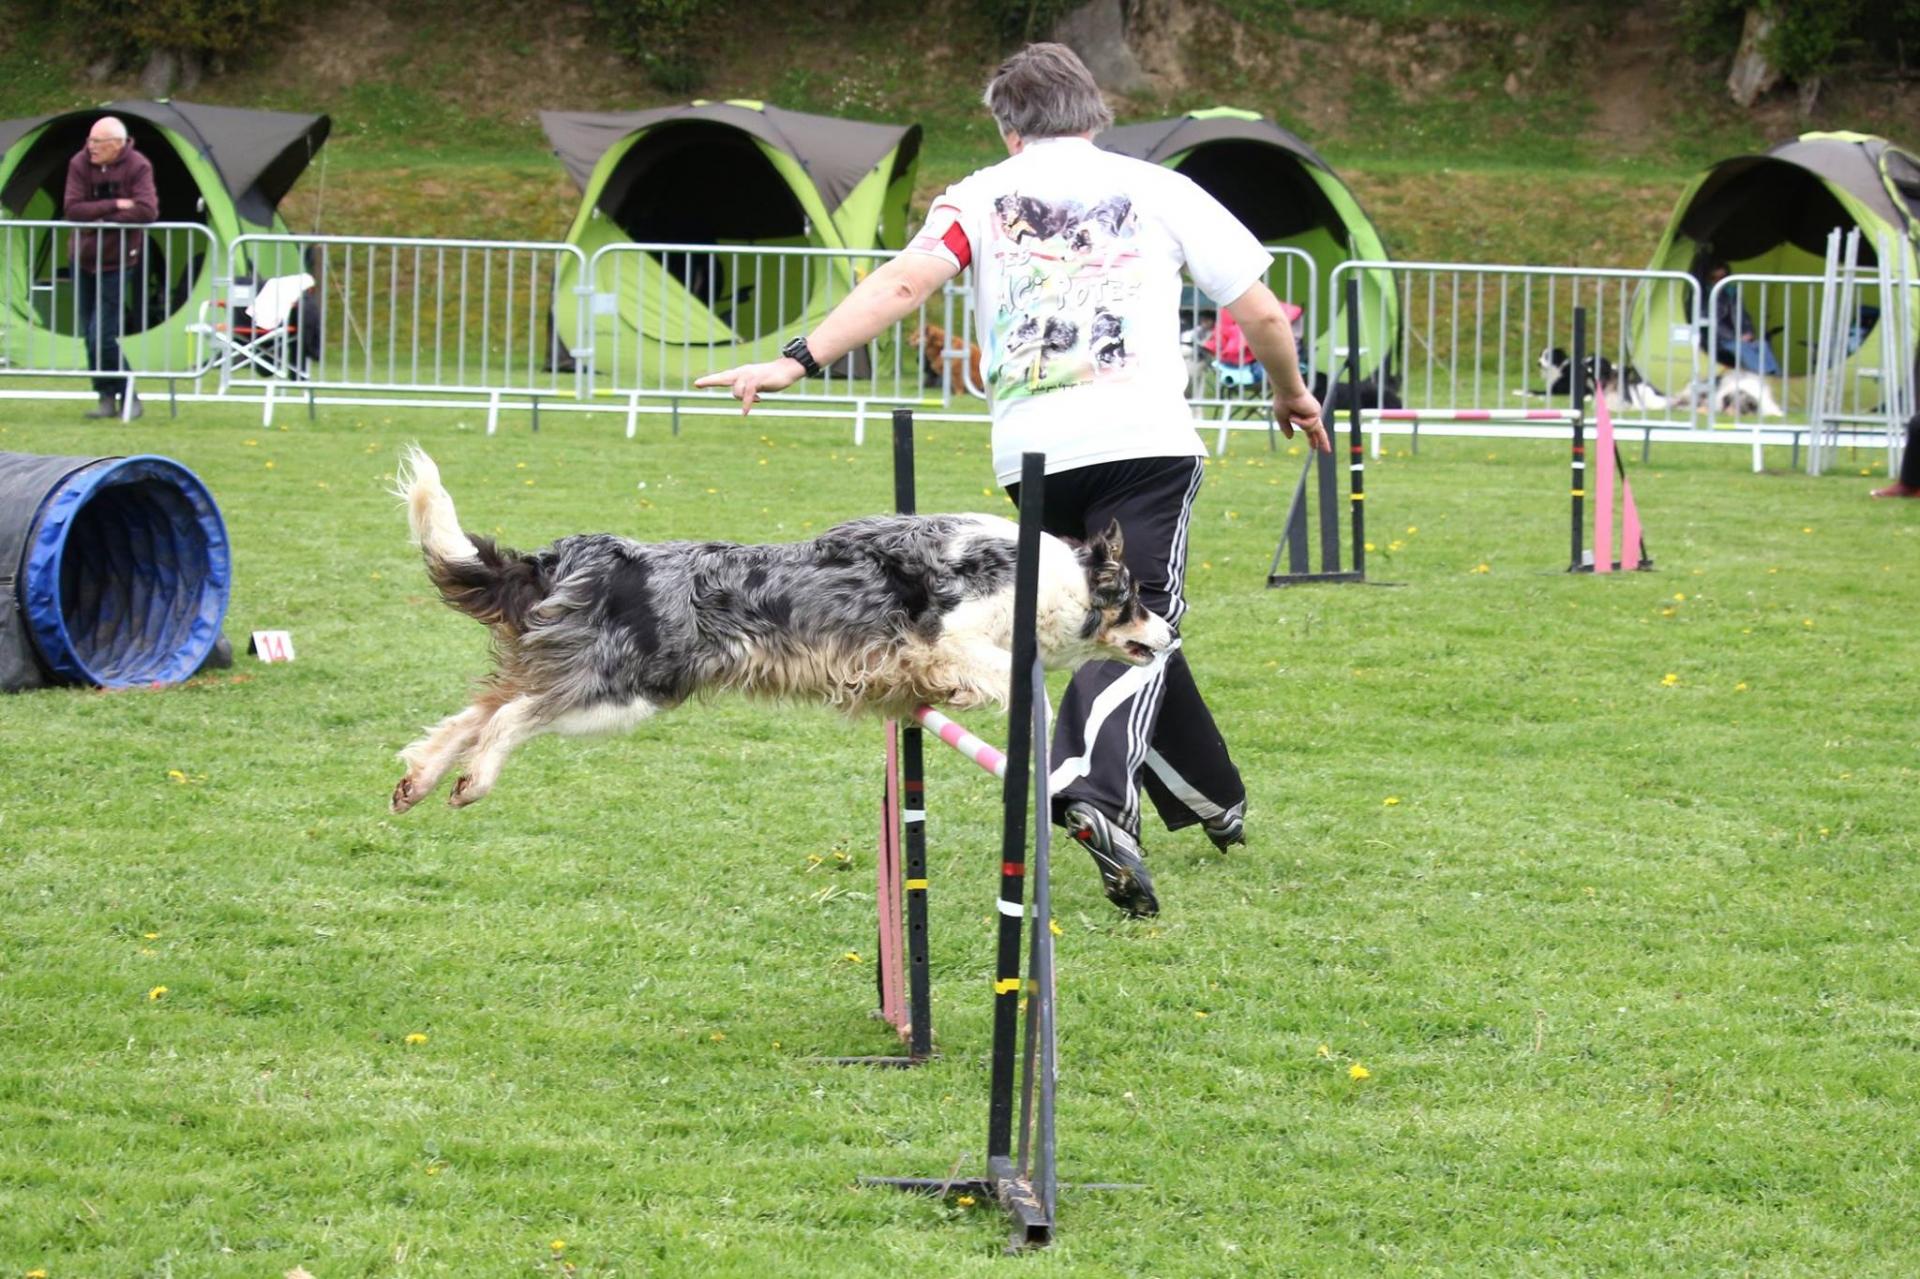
[192, 272, 315, 380]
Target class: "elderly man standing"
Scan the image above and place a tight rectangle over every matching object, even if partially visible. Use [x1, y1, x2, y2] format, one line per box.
[63, 116, 158, 420]
[697, 43, 1327, 917]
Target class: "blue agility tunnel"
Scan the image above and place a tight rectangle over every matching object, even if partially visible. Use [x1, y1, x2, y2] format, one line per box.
[1, 452, 229, 690]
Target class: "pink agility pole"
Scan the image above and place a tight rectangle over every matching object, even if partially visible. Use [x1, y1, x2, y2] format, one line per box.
[875, 721, 908, 1038]
[1369, 409, 1580, 423]
[1594, 393, 1616, 574]
[912, 705, 1009, 780]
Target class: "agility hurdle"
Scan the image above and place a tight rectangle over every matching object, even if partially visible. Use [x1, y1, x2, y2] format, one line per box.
[858, 445, 1071, 1249]
[1269, 276, 1370, 586]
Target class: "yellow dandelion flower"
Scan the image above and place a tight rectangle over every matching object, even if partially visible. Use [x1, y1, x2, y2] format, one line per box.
[1660, 607, 1676, 617]
[1364, 542, 1376, 552]
[264, 460, 276, 469]
[1672, 593, 1686, 602]
[1734, 681, 1749, 692]
[551, 1239, 567, 1252]
[167, 768, 187, 783]
[1349, 1063, 1371, 1081]
[1193, 1010, 1209, 1018]
[706, 487, 717, 494]
[1317, 1043, 1333, 1059]
[1801, 526, 1812, 534]
[957, 1195, 976, 1207]
[524, 479, 535, 486]
[1383, 796, 1400, 806]
[842, 951, 862, 963]
[1471, 562, 1490, 574]
[1660, 673, 1679, 687]
[1803, 618, 1814, 628]
[516, 462, 527, 469]
[148, 985, 168, 1000]
[1049, 918, 1062, 937]
[426, 1165, 442, 1176]
[1406, 525, 1418, 534]
[143, 932, 159, 940]
[709, 1032, 726, 1042]
[404, 1032, 428, 1045]
[28, 1270, 49, 1279]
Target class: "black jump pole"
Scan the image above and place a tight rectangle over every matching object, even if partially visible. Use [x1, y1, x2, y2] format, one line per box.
[1344, 275, 1366, 580]
[891, 407, 934, 1061]
[987, 450, 1046, 1161]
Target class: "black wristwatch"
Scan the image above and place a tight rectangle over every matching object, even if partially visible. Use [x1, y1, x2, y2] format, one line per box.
[781, 336, 824, 378]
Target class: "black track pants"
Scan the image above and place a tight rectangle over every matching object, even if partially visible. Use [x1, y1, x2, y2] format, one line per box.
[1007, 455, 1245, 838]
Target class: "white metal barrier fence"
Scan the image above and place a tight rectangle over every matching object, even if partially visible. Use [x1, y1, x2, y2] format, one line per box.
[224, 234, 589, 421]
[583, 242, 954, 410]
[0, 226, 1910, 470]
[1327, 258, 1703, 428]
[0, 219, 221, 383]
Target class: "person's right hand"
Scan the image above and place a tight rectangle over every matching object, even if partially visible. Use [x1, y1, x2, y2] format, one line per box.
[1275, 385, 1330, 453]
[693, 357, 806, 414]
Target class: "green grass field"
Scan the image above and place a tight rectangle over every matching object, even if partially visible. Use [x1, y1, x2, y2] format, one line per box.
[2, 399, 1918, 1276]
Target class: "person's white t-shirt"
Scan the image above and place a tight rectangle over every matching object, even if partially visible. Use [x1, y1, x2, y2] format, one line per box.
[905, 136, 1271, 484]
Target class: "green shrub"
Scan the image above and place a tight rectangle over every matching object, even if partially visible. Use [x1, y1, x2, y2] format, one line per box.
[54, 0, 289, 60]
[1679, 0, 1916, 82]
[590, 0, 727, 94]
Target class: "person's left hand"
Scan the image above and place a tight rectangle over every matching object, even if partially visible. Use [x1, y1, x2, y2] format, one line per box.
[1275, 385, 1330, 453]
[693, 358, 804, 414]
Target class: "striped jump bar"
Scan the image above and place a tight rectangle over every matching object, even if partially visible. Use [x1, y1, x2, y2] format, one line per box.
[1365, 409, 1582, 422]
[912, 706, 1008, 780]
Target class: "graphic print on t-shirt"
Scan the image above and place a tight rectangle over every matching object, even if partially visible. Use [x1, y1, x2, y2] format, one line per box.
[986, 190, 1143, 403]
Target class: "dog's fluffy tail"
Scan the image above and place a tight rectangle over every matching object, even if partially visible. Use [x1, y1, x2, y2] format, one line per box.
[396, 446, 546, 633]
[397, 445, 478, 566]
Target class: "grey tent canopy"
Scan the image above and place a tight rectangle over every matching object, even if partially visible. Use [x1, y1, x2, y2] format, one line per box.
[0, 99, 328, 230]
[1632, 131, 1920, 391]
[542, 100, 922, 375]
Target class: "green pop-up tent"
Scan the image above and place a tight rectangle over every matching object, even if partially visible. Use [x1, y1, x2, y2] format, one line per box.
[1098, 108, 1396, 384]
[1631, 131, 1920, 396]
[542, 101, 921, 383]
[0, 100, 329, 374]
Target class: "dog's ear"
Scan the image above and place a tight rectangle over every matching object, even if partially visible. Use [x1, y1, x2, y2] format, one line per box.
[1080, 520, 1132, 606]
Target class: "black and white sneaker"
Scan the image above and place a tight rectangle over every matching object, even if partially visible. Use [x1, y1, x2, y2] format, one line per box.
[1201, 802, 1246, 852]
[1062, 801, 1159, 918]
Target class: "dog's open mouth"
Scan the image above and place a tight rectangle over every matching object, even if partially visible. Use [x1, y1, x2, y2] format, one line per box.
[1124, 641, 1157, 663]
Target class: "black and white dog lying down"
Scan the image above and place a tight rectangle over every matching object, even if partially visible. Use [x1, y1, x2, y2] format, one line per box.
[1524, 348, 1670, 410]
[390, 448, 1173, 812]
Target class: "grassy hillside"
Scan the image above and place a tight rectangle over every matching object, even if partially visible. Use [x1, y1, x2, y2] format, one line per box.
[0, 0, 1914, 263]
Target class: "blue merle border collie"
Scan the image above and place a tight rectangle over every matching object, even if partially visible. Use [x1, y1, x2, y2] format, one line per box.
[391, 448, 1173, 812]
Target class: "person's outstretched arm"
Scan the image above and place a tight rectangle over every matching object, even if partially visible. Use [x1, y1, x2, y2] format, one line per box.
[1225, 281, 1329, 452]
[695, 252, 961, 413]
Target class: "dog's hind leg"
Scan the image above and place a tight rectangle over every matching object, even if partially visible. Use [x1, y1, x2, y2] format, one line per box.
[393, 704, 491, 813]
[447, 694, 569, 808]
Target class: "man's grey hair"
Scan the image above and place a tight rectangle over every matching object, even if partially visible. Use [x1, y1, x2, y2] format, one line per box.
[90, 116, 128, 141]
[982, 43, 1113, 140]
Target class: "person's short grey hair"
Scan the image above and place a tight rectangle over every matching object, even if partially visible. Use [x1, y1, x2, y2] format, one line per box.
[90, 116, 128, 141]
[982, 43, 1113, 140]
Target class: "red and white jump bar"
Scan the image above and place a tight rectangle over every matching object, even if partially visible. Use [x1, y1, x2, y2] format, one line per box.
[912, 706, 1008, 780]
